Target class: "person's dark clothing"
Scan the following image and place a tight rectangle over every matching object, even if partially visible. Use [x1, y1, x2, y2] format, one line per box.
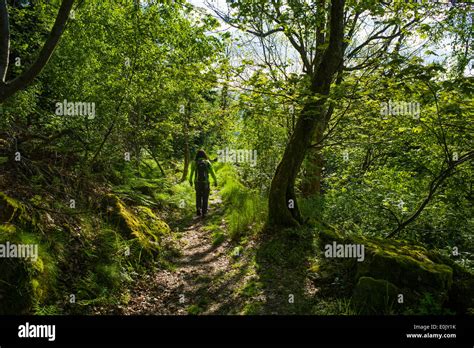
[189, 159, 217, 216]
[195, 181, 210, 216]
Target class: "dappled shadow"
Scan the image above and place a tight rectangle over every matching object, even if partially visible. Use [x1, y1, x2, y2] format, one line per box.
[203, 260, 255, 314]
[178, 238, 209, 252]
[113, 185, 269, 315]
[128, 245, 253, 315]
[174, 251, 223, 266]
[253, 227, 319, 314]
[116, 189, 255, 315]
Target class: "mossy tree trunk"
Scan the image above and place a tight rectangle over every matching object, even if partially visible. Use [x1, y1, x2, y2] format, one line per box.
[268, 0, 345, 228]
[301, 125, 325, 196]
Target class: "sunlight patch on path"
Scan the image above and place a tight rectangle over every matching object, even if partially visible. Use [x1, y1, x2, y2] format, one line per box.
[116, 189, 251, 315]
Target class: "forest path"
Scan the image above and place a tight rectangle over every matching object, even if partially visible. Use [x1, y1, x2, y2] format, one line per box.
[116, 189, 250, 315]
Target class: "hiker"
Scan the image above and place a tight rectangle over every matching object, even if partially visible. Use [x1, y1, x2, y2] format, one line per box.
[189, 149, 218, 217]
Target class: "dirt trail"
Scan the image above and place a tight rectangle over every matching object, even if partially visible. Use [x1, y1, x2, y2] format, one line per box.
[117, 191, 250, 315]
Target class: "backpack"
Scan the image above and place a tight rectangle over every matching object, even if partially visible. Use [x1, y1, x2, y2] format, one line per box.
[196, 159, 209, 182]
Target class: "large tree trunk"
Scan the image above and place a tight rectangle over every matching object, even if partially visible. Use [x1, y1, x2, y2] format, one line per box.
[268, 0, 345, 228]
[301, 153, 323, 196]
[268, 97, 328, 226]
[301, 125, 325, 196]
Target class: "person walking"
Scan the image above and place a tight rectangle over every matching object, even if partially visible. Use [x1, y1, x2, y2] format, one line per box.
[189, 149, 217, 217]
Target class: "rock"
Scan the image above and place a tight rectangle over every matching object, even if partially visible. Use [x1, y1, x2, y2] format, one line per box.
[0, 224, 56, 315]
[102, 194, 170, 253]
[352, 277, 399, 314]
[319, 227, 453, 291]
[356, 245, 453, 292]
[318, 227, 472, 314]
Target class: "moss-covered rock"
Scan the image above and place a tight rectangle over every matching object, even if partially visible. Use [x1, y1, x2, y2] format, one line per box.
[317, 227, 472, 314]
[356, 248, 453, 292]
[0, 194, 47, 314]
[318, 226, 349, 246]
[319, 228, 453, 290]
[0, 225, 57, 314]
[103, 194, 170, 252]
[352, 277, 399, 314]
[0, 191, 173, 315]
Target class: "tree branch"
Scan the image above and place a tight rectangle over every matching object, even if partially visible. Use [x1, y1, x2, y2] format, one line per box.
[0, 0, 10, 83]
[386, 150, 474, 239]
[247, 27, 285, 38]
[0, 0, 74, 103]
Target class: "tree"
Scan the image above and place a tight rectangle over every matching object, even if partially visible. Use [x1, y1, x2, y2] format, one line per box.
[213, 0, 444, 228]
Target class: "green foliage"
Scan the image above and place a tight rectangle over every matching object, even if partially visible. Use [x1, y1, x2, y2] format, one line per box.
[241, 302, 264, 315]
[299, 196, 325, 225]
[211, 230, 226, 247]
[0, 0, 472, 317]
[318, 69, 474, 269]
[33, 304, 62, 316]
[238, 280, 263, 298]
[0, 224, 58, 314]
[218, 165, 266, 240]
[186, 304, 202, 315]
[351, 277, 399, 315]
[312, 298, 358, 315]
[257, 227, 314, 268]
[404, 292, 455, 315]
